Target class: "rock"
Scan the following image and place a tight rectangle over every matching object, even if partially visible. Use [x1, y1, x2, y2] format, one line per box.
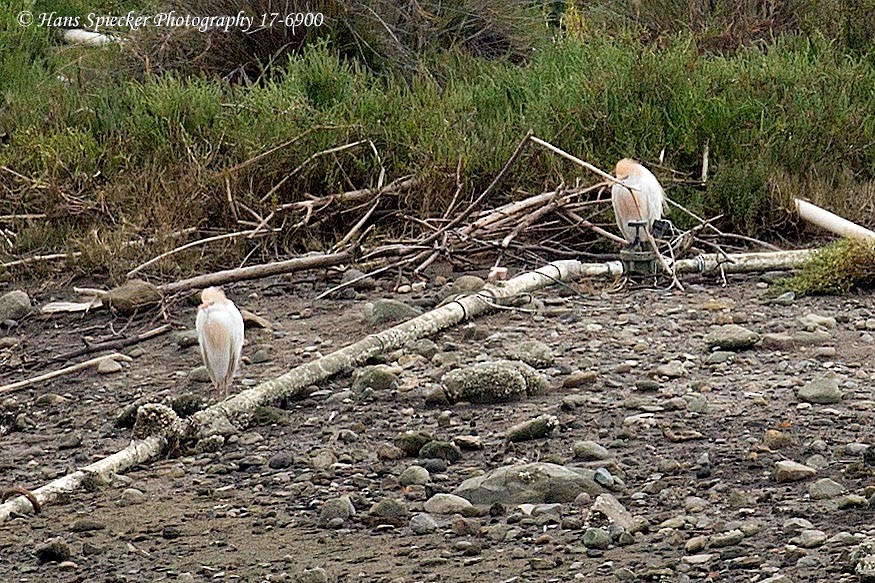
[705, 324, 760, 350]
[794, 529, 827, 548]
[508, 340, 554, 369]
[0, 290, 31, 321]
[295, 567, 329, 583]
[97, 358, 123, 374]
[453, 435, 484, 450]
[353, 365, 400, 391]
[170, 393, 204, 417]
[240, 310, 272, 330]
[587, 493, 637, 532]
[174, 330, 199, 348]
[709, 529, 744, 547]
[423, 493, 473, 514]
[583, 527, 611, 549]
[394, 431, 432, 456]
[105, 279, 162, 314]
[808, 477, 846, 500]
[120, 488, 146, 506]
[506, 414, 558, 442]
[268, 451, 295, 469]
[419, 440, 462, 462]
[442, 360, 546, 403]
[399, 465, 430, 486]
[454, 462, 603, 505]
[775, 460, 816, 483]
[365, 299, 422, 325]
[762, 429, 793, 450]
[656, 360, 686, 378]
[251, 406, 289, 426]
[367, 498, 409, 527]
[35, 538, 71, 564]
[189, 366, 212, 383]
[318, 496, 355, 527]
[250, 348, 270, 364]
[451, 275, 485, 292]
[797, 376, 842, 404]
[407, 339, 439, 359]
[706, 351, 733, 364]
[563, 370, 598, 388]
[57, 432, 82, 450]
[760, 333, 795, 350]
[572, 440, 612, 461]
[341, 267, 376, 291]
[797, 313, 837, 331]
[312, 450, 337, 470]
[70, 518, 105, 532]
[410, 512, 439, 535]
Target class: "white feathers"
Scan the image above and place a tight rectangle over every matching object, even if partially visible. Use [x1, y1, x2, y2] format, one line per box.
[611, 158, 666, 244]
[195, 287, 244, 396]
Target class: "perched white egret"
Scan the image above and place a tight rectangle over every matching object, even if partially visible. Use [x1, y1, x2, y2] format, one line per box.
[611, 158, 667, 245]
[195, 287, 244, 397]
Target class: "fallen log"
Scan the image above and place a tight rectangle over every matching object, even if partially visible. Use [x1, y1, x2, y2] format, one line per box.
[794, 199, 875, 241]
[0, 353, 133, 396]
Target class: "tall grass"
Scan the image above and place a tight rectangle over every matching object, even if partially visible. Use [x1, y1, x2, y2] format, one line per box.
[1, 1, 874, 280]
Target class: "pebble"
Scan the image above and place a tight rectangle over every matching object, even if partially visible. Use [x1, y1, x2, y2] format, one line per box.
[797, 376, 842, 404]
[409, 512, 439, 535]
[583, 527, 611, 549]
[808, 477, 846, 500]
[704, 324, 760, 350]
[423, 493, 473, 514]
[120, 488, 146, 506]
[399, 465, 430, 486]
[572, 440, 612, 461]
[97, 358, 123, 374]
[775, 460, 817, 483]
[505, 414, 559, 442]
[709, 529, 744, 548]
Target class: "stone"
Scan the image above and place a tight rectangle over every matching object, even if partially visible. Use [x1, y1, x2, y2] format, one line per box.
[365, 299, 422, 325]
[508, 340, 554, 368]
[70, 518, 105, 532]
[419, 440, 462, 462]
[295, 567, 329, 583]
[410, 512, 439, 535]
[423, 493, 473, 514]
[775, 460, 816, 483]
[170, 393, 204, 417]
[588, 493, 637, 532]
[174, 329, 199, 348]
[189, 366, 212, 383]
[318, 496, 355, 527]
[656, 360, 686, 378]
[583, 527, 611, 549]
[407, 339, 439, 359]
[506, 414, 559, 442]
[797, 313, 837, 331]
[120, 488, 146, 506]
[704, 324, 760, 350]
[572, 440, 612, 461]
[97, 358, 123, 374]
[797, 377, 842, 404]
[268, 451, 295, 469]
[0, 290, 31, 321]
[353, 365, 400, 391]
[399, 465, 430, 486]
[341, 267, 376, 291]
[808, 477, 846, 500]
[394, 431, 432, 456]
[35, 538, 71, 564]
[709, 529, 744, 548]
[762, 429, 793, 449]
[367, 498, 409, 526]
[794, 529, 827, 548]
[442, 360, 547, 403]
[453, 462, 602, 505]
[563, 370, 598, 388]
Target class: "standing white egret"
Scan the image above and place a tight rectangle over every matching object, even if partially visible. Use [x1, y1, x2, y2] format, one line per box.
[611, 158, 666, 245]
[195, 287, 244, 397]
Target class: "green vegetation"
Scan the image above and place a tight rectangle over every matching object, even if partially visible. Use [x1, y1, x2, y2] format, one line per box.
[775, 239, 875, 296]
[1, 0, 874, 281]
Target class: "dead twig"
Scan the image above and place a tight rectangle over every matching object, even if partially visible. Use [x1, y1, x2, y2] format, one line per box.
[0, 353, 133, 396]
[51, 324, 172, 363]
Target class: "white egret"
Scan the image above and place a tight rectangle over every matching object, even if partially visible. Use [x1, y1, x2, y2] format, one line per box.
[195, 287, 244, 397]
[611, 158, 666, 245]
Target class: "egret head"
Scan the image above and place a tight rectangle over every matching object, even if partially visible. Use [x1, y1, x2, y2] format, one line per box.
[614, 158, 640, 180]
[200, 287, 227, 309]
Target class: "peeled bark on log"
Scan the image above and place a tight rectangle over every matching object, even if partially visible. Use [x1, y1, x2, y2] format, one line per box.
[794, 199, 875, 241]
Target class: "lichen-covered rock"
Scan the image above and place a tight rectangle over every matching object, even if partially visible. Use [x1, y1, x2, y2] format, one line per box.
[507, 340, 554, 369]
[442, 360, 547, 404]
[353, 365, 400, 391]
[132, 403, 183, 440]
[393, 431, 432, 456]
[419, 440, 462, 462]
[364, 299, 422, 325]
[0, 290, 31, 321]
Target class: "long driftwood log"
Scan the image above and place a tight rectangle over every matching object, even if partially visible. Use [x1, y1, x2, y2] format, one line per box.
[0, 250, 819, 522]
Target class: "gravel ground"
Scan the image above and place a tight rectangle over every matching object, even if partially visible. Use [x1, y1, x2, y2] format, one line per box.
[1, 268, 874, 583]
